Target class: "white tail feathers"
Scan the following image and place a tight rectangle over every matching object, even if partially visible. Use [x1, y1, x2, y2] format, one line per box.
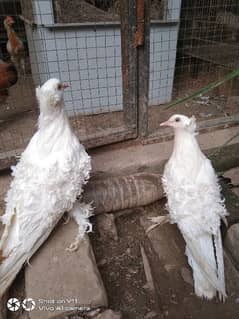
[185, 230, 226, 300]
[0, 250, 26, 297]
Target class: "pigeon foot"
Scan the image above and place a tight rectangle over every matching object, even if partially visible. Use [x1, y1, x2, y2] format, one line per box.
[65, 237, 82, 252]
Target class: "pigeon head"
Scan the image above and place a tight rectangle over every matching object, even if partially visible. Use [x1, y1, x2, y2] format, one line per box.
[36, 78, 69, 109]
[160, 114, 197, 133]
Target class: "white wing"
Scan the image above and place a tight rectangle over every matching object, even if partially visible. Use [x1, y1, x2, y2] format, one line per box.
[163, 151, 227, 299]
[0, 126, 91, 297]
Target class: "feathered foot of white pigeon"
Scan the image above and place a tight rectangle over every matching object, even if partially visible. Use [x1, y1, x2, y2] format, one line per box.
[146, 214, 170, 234]
[65, 202, 93, 252]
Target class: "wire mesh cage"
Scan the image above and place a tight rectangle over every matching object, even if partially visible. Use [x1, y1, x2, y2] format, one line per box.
[0, 0, 239, 169]
[0, 0, 138, 169]
[147, 0, 239, 135]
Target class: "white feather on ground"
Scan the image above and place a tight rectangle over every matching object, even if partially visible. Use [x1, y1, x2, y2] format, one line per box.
[154, 114, 228, 301]
[0, 78, 92, 297]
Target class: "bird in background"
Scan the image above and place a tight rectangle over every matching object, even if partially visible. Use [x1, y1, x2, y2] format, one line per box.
[0, 60, 18, 104]
[3, 16, 25, 75]
[149, 114, 228, 301]
[0, 78, 92, 297]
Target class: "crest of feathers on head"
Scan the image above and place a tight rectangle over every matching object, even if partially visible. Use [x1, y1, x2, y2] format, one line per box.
[36, 78, 64, 109]
[186, 115, 197, 134]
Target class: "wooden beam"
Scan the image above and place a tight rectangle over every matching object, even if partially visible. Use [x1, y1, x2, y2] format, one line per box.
[137, 0, 150, 137]
[120, 0, 138, 129]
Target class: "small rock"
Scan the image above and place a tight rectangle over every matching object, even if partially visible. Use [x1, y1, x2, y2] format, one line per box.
[96, 214, 118, 241]
[142, 283, 150, 290]
[145, 310, 157, 319]
[199, 112, 212, 118]
[164, 264, 176, 272]
[95, 309, 122, 319]
[85, 308, 101, 317]
[180, 267, 194, 287]
[126, 248, 131, 255]
[128, 268, 138, 274]
[98, 258, 107, 267]
[225, 223, 239, 265]
[224, 167, 239, 196]
[235, 297, 239, 304]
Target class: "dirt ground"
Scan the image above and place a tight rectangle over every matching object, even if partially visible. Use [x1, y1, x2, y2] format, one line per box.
[0, 164, 239, 318]
[91, 211, 157, 319]
[90, 197, 239, 319]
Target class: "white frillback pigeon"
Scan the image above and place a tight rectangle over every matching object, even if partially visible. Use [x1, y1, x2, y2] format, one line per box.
[0, 78, 92, 297]
[155, 114, 228, 300]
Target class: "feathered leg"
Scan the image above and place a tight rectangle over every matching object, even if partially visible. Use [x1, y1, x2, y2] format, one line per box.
[66, 201, 93, 252]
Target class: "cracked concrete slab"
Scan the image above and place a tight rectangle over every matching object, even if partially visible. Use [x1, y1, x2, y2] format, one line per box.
[25, 220, 108, 319]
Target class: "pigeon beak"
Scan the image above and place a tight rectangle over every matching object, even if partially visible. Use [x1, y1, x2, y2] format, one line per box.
[160, 120, 173, 127]
[62, 83, 69, 90]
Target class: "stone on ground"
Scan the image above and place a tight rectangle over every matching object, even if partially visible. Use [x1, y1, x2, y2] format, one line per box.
[25, 219, 108, 319]
[224, 167, 239, 196]
[94, 309, 122, 319]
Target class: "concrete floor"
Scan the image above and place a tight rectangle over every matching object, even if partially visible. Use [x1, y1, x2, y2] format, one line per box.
[90, 126, 239, 175]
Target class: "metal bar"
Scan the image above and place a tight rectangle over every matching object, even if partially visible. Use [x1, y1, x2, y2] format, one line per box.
[45, 21, 121, 29]
[44, 20, 179, 29]
[150, 20, 179, 25]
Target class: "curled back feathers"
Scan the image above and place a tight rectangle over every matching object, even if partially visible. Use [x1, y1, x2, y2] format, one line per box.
[36, 79, 64, 108]
[36, 86, 61, 108]
[186, 115, 197, 134]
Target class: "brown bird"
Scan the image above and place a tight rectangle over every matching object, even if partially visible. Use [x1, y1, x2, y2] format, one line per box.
[0, 60, 18, 104]
[3, 16, 25, 75]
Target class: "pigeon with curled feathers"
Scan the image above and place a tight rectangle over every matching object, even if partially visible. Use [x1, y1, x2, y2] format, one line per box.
[0, 78, 92, 297]
[149, 114, 228, 301]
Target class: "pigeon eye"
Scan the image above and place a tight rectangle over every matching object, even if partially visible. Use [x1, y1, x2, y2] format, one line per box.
[57, 83, 62, 90]
[175, 117, 180, 122]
